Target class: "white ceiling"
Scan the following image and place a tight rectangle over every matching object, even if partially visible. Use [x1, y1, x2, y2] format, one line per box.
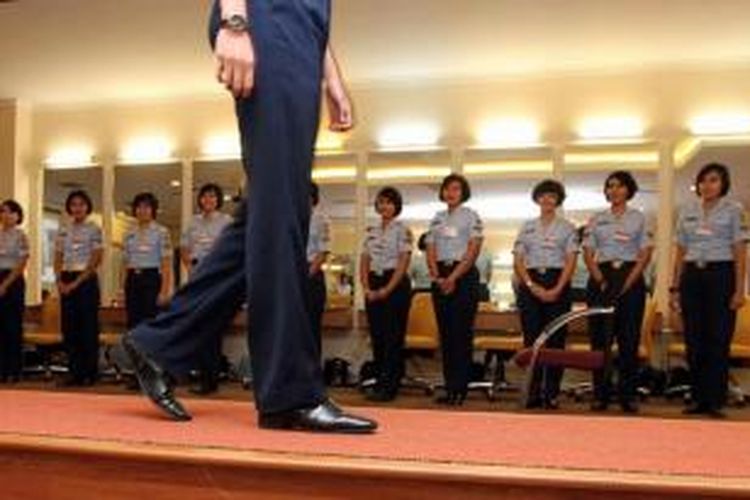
[4, 0, 750, 103]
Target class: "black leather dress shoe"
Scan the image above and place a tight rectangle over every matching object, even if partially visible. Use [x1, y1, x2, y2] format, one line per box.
[259, 400, 377, 433]
[122, 336, 192, 422]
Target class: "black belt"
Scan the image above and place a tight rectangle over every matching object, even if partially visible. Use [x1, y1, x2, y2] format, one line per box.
[528, 267, 562, 275]
[686, 261, 734, 271]
[599, 260, 636, 271]
[127, 268, 160, 275]
[369, 269, 396, 277]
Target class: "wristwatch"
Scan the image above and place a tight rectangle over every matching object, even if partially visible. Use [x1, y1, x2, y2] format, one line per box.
[220, 14, 250, 33]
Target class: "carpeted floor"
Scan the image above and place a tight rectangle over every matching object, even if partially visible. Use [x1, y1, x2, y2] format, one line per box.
[1, 389, 750, 480]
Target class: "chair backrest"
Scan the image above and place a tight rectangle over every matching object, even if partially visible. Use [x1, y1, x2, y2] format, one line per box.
[732, 297, 750, 350]
[404, 291, 439, 349]
[639, 296, 658, 359]
[40, 296, 61, 334]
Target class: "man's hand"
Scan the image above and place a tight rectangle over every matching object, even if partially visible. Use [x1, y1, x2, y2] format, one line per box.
[325, 78, 354, 132]
[215, 28, 255, 99]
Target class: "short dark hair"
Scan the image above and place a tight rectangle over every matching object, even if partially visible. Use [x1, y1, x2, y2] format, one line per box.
[375, 186, 403, 216]
[695, 163, 731, 197]
[310, 182, 320, 207]
[197, 183, 224, 210]
[1, 199, 24, 225]
[131, 192, 159, 218]
[604, 170, 639, 201]
[417, 232, 428, 252]
[439, 174, 471, 203]
[65, 189, 93, 215]
[531, 179, 566, 206]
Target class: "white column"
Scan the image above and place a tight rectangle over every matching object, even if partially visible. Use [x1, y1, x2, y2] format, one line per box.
[101, 161, 116, 305]
[180, 159, 194, 285]
[451, 147, 464, 174]
[656, 141, 676, 322]
[353, 152, 368, 330]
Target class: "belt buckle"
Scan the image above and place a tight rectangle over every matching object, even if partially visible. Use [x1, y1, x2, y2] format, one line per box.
[612, 260, 623, 270]
[696, 260, 707, 270]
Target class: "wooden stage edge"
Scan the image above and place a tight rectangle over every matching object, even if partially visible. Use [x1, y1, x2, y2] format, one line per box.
[1, 433, 749, 499]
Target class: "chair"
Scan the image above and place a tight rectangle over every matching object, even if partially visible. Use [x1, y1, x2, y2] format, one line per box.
[22, 297, 67, 379]
[470, 306, 524, 401]
[513, 307, 614, 408]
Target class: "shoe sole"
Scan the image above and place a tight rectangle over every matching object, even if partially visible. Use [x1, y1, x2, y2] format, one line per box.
[258, 416, 377, 434]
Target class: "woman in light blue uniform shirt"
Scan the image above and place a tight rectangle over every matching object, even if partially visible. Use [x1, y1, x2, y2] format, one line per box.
[426, 174, 483, 406]
[121, 192, 173, 330]
[180, 183, 233, 395]
[360, 186, 413, 402]
[54, 190, 103, 386]
[0, 200, 29, 383]
[583, 171, 653, 413]
[307, 182, 331, 355]
[513, 179, 578, 409]
[671, 163, 748, 418]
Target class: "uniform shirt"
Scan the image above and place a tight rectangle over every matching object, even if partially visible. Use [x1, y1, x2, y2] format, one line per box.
[55, 220, 103, 272]
[425, 206, 483, 262]
[181, 212, 232, 263]
[306, 208, 331, 263]
[123, 221, 172, 269]
[362, 219, 413, 273]
[0, 226, 30, 270]
[675, 198, 750, 262]
[513, 216, 579, 269]
[583, 207, 653, 263]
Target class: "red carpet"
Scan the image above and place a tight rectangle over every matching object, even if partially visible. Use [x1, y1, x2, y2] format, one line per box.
[1, 390, 749, 479]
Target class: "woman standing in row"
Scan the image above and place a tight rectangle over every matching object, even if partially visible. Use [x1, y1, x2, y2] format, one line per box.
[307, 182, 331, 355]
[0, 200, 29, 383]
[121, 192, 173, 330]
[672, 163, 748, 418]
[513, 180, 578, 409]
[54, 190, 103, 386]
[361, 186, 413, 402]
[583, 171, 653, 413]
[427, 174, 483, 406]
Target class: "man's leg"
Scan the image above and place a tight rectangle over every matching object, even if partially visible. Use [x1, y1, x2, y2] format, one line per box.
[129, 211, 247, 377]
[234, 0, 329, 415]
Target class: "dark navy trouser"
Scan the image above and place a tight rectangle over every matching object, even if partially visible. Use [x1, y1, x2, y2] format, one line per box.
[680, 261, 737, 410]
[131, 0, 330, 414]
[517, 268, 571, 402]
[586, 262, 646, 404]
[432, 264, 480, 393]
[60, 272, 100, 382]
[0, 271, 24, 379]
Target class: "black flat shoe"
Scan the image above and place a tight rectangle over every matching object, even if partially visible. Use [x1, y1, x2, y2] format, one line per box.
[590, 401, 609, 412]
[365, 390, 396, 402]
[620, 401, 639, 414]
[436, 390, 462, 406]
[259, 400, 377, 434]
[122, 335, 192, 422]
[682, 404, 708, 416]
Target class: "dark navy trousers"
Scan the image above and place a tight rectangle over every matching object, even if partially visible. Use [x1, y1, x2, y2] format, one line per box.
[680, 262, 737, 410]
[0, 272, 25, 380]
[131, 0, 330, 414]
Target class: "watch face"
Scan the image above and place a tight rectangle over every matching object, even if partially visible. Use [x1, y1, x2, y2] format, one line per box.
[228, 14, 248, 31]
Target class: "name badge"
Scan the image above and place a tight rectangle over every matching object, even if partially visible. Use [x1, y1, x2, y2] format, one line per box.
[696, 225, 714, 236]
[542, 235, 556, 248]
[614, 231, 631, 242]
[137, 244, 153, 252]
[442, 226, 458, 238]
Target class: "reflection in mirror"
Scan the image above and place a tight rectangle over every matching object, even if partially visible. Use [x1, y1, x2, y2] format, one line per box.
[113, 164, 183, 296]
[42, 167, 103, 293]
[317, 182, 357, 309]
